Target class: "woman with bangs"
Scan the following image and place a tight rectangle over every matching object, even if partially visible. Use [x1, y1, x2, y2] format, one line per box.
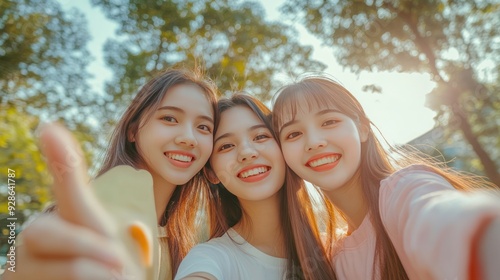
[3, 69, 219, 280]
[272, 75, 500, 280]
[175, 93, 337, 280]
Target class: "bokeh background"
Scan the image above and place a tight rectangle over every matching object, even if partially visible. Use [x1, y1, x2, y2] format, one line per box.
[1, 0, 499, 263]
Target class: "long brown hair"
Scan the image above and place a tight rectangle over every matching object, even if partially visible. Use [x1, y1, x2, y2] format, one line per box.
[207, 93, 337, 279]
[272, 75, 496, 280]
[97, 68, 219, 276]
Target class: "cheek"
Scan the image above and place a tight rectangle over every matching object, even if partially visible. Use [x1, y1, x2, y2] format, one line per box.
[275, 157, 287, 185]
[210, 156, 235, 186]
[199, 135, 214, 153]
[282, 145, 300, 168]
[269, 144, 286, 168]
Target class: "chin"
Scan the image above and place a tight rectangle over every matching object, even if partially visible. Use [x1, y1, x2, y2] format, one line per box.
[171, 179, 191, 186]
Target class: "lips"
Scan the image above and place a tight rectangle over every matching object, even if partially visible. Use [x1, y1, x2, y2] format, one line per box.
[164, 151, 196, 168]
[237, 165, 271, 183]
[305, 153, 341, 172]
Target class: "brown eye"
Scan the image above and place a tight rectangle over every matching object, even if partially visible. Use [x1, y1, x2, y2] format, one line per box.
[322, 120, 338, 126]
[218, 144, 234, 151]
[286, 131, 301, 139]
[254, 134, 270, 141]
[161, 116, 177, 123]
[198, 124, 212, 133]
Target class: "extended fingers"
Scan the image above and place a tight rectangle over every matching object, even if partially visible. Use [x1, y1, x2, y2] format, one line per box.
[38, 123, 112, 236]
[22, 215, 122, 269]
[3, 255, 120, 280]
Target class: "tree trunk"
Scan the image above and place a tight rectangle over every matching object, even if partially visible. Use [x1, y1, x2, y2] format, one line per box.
[452, 104, 500, 187]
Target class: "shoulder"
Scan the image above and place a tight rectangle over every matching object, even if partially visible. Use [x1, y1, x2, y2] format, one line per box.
[182, 231, 251, 264]
[187, 234, 236, 257]
[175, 235, 233, 280]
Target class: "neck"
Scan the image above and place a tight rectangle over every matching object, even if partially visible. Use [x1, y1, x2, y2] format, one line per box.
[323, 169, 368, 234]
[151, 176, 177, 225]
[234, 192, 284, 258]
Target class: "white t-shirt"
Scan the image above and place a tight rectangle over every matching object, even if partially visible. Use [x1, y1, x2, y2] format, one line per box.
[174, 228, 288, 280]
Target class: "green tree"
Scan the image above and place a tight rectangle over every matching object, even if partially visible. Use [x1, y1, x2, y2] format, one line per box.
[1, 0, 101, 216]
[282, 0, 500, 185]
[91, 0, 325, 109]
[0, 107, 52, 218]
[0, 0, 101, 123]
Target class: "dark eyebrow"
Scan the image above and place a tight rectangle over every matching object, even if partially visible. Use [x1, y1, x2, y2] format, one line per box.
[280, 109, 341, 134]
[158, 105, 183, 112]
[158, 106, 213, 124]
[279, 119, 298, 134]
[214, 124, 268, 144]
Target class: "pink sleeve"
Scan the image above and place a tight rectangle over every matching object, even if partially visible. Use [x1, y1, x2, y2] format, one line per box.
[379, 165, 500, 280]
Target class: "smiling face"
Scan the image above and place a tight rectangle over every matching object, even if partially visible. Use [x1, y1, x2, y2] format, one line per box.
[273, 78, 370, 193]
[134, 84, 214, 187]
[279, 103, 367, 192]
[210, 105, 285, 202]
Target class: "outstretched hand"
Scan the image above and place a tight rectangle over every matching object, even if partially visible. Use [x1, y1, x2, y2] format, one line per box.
[40, 122, 116, 239]
[2, 123, 124, 280]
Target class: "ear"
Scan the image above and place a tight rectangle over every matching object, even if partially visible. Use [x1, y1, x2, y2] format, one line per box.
[358, 122, 370, 143]
[202, 166, 220, 184]
[127, 122, 138, 142]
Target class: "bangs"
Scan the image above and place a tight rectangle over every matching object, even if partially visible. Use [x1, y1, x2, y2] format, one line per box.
[273, 79, 360, 133]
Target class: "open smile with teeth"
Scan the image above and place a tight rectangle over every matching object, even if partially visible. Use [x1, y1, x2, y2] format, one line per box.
[238, 167, 270, 179]
[308, 155, 341, 168]
[165, 153, 194, 162]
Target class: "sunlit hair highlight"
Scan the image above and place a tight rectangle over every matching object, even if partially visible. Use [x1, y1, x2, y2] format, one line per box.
[272, 75, 495, 280]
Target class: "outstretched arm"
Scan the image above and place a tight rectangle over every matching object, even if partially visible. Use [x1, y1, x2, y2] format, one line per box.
[379, 166, 500, 280]
[2, 123, 122, 280]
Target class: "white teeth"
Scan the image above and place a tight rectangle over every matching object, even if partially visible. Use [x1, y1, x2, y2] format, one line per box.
[309, 155, 340, 167]
[167, 153, 193, 162]
[239, 167, 269, 178]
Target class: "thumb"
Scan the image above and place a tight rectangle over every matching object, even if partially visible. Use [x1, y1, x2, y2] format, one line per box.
[39, 122, 112, 237]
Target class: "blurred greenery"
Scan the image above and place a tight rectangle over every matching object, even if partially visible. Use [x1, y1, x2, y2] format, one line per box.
[282, 0, 500, 185]
[1, 0, 99, 214]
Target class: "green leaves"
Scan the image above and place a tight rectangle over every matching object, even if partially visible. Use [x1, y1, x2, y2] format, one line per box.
[283, 0, 500, 183]
[0, 0, 101, 216]
[92, 0, 326, 101]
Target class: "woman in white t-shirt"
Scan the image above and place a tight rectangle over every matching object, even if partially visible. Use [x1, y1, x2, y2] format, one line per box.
[175, 93, 337, 280]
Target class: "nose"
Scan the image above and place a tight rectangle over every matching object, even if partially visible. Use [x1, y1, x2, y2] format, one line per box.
[237, 143, 258, 162]
[175, 126, 198, 147]
[305, 132, 326, 152]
